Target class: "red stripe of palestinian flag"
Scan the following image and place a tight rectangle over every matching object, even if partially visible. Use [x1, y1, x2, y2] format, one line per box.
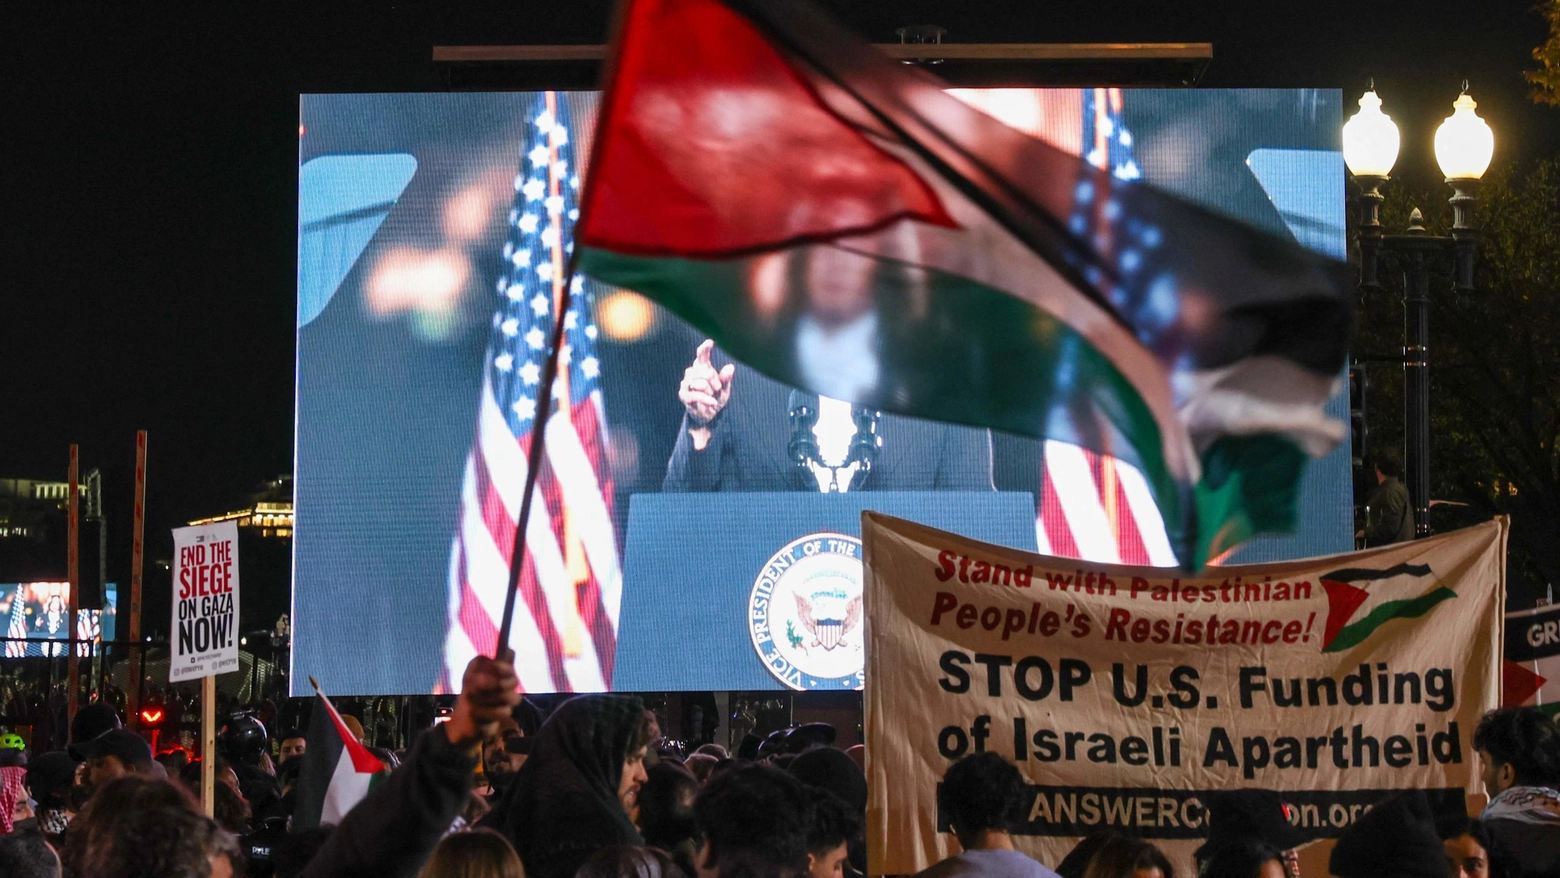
[577, 0, 1352, 567]
[1318, 563, 1455, 653]
[293, 687, 387, 828]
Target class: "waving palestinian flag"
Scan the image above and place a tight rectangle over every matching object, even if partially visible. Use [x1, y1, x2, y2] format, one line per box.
[1319, 563, 1457, 653]
[292, 684, 389, 828]
[576, 0, 1352, 568]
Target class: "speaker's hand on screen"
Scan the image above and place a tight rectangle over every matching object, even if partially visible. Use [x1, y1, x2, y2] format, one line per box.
[679, 339, 735, 427]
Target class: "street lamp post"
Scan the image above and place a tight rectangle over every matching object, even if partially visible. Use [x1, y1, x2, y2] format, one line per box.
[1343, 84, 1493, 538]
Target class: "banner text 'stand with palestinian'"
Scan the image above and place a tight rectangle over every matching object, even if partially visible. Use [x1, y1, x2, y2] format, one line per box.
[861, 512, 1504, 873]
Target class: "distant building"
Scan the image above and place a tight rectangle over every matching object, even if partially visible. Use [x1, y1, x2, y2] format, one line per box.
[0, 478, 70, 541]
[188, 476, 294, 538]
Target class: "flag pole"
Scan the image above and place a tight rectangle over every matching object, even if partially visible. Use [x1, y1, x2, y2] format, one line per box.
[127, 431, 148, 729]
[67, 446, 81, 729]
[494, 81, 611, 660]
[202, 673, 216, 817]
[495, 247, 581, 657]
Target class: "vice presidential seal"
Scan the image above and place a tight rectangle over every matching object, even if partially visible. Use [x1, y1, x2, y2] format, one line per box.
[748, 533, 865, 691]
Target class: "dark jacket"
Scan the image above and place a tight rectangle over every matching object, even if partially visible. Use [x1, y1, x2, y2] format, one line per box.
[485, 695, 646, 878]
[1482, 786, 1560, 878]
[300, 725, 477, 878]
[665, 363, 993, 492]
[1364, 476, 1414, 545]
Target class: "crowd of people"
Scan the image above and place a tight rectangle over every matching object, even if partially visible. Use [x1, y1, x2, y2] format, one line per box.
[2, 652, 1559, 878]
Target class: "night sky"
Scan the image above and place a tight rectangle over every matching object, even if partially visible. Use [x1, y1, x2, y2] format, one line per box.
[6, 0, 1557, 580]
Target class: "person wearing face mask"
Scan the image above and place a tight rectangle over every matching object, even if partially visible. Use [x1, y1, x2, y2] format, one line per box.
[486, 695, 654, 878]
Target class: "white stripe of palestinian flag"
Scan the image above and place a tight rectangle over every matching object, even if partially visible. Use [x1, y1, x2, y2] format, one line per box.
[317, 688, 385, 824]
[298, 686, 387, 827]
[1320, 563, 1456, 653]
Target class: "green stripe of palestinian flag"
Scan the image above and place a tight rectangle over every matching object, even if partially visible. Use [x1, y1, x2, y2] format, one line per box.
[1323, 587, 1457, 653]
[576, 0, 1351, 567]
[1320, 563, 1456, 653]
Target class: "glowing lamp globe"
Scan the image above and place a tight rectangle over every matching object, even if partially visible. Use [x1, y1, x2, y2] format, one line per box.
[1342, 88, 1400, 178]
[1435, 91, 1494, 181]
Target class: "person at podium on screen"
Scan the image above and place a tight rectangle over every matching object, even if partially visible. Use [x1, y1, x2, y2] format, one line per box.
[664, 337, 993, 493]
[664, 246, 992, 493]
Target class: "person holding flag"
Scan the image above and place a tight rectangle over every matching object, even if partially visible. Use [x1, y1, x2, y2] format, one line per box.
[296, 651, 519, 878]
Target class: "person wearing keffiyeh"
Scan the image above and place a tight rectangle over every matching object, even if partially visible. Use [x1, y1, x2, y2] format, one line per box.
[1, 765, 29, 834]
[1474, 707, 1560, 878]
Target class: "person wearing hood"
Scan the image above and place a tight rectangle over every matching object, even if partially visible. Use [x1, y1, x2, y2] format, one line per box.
[1192, 790, 1304, 878]
[1474, 706, 1560, 878]
[1328, 790, 1447, 878]
[485, 694, 654, 878]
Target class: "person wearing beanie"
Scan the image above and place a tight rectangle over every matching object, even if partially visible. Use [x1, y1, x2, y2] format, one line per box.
[1328, 791, 1447, 878]
[1474, 707, 1560, 878]
[1193, 790, 1304, 878]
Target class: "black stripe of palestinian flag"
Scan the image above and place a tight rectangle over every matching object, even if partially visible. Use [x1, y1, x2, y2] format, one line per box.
[292, 688, 387, 829]
[576, 0, 1353, 567]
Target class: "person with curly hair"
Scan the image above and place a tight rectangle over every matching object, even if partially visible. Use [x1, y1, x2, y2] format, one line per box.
[914, 752, 1059, 878]
[59, 775, 241, 878]
[694, 763, 815, 878]
[1475, 707, 1560, 877]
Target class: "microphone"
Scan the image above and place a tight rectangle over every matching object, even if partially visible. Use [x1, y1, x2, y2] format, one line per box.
[786, 389, 820, 470]
[845, 407, 881, 491]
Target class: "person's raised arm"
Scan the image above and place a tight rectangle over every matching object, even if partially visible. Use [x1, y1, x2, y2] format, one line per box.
[301, 652, 519, 878]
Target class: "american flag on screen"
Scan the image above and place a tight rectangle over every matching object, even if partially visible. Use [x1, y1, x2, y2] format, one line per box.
[443, 92, 622, 693]
[1038, 88, 1177, 568]
[3, 589, 25, 658]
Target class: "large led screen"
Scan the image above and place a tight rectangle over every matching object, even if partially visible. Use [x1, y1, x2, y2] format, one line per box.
[1, 582, 118, 656]
[294, 88, 1350, 695]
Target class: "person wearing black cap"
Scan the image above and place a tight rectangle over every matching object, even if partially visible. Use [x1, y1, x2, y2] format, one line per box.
[783, 723, 838, 755]
[69, 728, 154, 794]
[1328, 790, 1447, 878]
[1193, 790, 1304, 878]
[68, 701, 122, 746]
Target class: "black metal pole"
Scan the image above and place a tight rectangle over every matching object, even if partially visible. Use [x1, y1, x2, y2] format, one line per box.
[1401, 210, 1432, 538]
[1354, 175, 1387, 291]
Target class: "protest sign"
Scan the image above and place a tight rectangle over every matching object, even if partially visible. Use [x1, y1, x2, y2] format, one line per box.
[170, 521, 240, 682]
[862, 513, 1505, 874]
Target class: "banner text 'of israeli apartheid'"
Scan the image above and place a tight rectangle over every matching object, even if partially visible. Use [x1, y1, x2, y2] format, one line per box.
[860, 513, 1505, 874]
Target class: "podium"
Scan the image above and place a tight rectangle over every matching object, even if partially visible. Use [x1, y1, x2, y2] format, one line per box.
[613, 491, 1037, 691]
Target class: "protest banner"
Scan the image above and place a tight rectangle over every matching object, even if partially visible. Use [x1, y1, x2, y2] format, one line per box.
[170, 521, 241, 682]
[861, 513, 1505, 874]
[1505, 602, 1560, 713]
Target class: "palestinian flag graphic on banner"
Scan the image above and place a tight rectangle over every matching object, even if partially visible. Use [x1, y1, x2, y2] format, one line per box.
[576, 0, 1353, 568]
[1319, 563, 1456, 653]
[292, 687, 388, 828]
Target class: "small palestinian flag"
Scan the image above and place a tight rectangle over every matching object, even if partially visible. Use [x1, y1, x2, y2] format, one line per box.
[292, 682, 388, 828]
[1319, 563, 1456, 653]
[576, 0, 1352, 568]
